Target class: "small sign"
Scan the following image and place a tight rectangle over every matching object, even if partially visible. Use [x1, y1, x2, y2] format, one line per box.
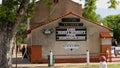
[63, 42, 80, 51]
[62, 18, 80, 22]
[42, 28, 54, 35]
[59, 23, 83, 26]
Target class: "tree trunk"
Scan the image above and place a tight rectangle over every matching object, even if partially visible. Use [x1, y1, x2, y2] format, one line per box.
[0, 28, 12, 68]
[0, 33, 7, 68]
[0, 0, 29, 68]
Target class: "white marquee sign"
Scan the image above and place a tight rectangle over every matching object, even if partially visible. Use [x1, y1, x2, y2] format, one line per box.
[56, 28, 87, 41]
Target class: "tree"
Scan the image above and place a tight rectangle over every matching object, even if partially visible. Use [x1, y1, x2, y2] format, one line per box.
[17, 0, 36, 45]
[0, 0, 52, 67]
[82, 0, 119, 23]
[82, 0, 119, 42]
[0, 0, 32, 68]
[102, 15, 116, 28]
[82, 0, 101, 23]
[17, 21, 27, 45]
[102, 14, 120, 43]
[108, 0, 119, 8]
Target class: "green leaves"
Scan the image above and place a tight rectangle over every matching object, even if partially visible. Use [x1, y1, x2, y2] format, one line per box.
[102, 14, 120, 43]
[17, 21, 27, 44]
[108, 0, 119, 9]
[0, 0, 22, 23]
[0, 5, 7, 22]
[84, 0, 96, 11]
[26, 0, 36, 18]
[43, 0, 53, 7]
[83, 0, 101, 23]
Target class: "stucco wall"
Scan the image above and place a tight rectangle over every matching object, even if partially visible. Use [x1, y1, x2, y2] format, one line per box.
[26, 34, 32, 46]
[30, 15, 110, 59]
[101, 38, 112, 45]
[30, 0, 83, 27]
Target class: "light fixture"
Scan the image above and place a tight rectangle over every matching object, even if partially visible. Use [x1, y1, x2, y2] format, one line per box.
[42, 28, 54, 35]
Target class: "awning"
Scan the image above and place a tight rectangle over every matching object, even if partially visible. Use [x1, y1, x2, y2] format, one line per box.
[100, 32, 112, 38]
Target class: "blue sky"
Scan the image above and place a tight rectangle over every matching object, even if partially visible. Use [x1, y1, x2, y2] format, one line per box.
[95, 0, 120, 18]
[0, 0, 120, 18]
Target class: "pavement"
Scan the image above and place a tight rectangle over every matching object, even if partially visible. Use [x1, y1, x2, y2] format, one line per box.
[12, 52, 120, 68]
[12, 53, 48, 68]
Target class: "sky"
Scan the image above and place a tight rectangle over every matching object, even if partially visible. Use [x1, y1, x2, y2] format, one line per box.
[0, 0, 120, 18]
[96, 0, 120, 18]
[72, 0, 120, 18]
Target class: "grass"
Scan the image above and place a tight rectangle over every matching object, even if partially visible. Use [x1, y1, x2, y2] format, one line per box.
[13, 64, 120, 68]
[50, 64, 120, 68]
[108, 64, 120, 68]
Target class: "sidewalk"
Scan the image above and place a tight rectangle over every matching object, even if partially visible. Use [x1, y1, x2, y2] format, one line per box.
[12, 52, 31, 64]
[12, 53, 120, 68]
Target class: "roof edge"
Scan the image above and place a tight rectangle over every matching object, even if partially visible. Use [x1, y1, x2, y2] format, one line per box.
[27, 12, 112, 35]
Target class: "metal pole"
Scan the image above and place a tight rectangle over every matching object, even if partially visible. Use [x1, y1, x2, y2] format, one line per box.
[16, 35, 17, 68]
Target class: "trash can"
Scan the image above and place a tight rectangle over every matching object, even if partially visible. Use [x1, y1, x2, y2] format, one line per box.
[48, 54, 55, 67]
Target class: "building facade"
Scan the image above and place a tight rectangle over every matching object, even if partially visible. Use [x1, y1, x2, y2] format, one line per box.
[27, 0, 112, 63]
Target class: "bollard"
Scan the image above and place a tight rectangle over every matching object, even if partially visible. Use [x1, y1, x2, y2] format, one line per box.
[86, 50, 90, 65]
[99, 56, 107, 68]
[48, 50, 54, 67]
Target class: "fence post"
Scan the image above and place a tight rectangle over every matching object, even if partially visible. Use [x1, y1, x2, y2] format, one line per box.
[99, 56, 107, 68]
[86, 50, 90, 65]
[106, 48, 109, 62]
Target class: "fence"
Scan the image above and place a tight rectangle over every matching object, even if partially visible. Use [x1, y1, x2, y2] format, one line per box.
[55, 53, 120, 62]
[109, 55, 120, 62]
[54, 52, 105, 63]
[48, 51, 116, 68]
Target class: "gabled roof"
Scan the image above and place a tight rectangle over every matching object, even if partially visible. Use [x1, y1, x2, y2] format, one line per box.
[27, 12, 112, 34]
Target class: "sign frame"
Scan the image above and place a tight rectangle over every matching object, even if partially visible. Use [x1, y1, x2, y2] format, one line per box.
[56, 27, 87, 41]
